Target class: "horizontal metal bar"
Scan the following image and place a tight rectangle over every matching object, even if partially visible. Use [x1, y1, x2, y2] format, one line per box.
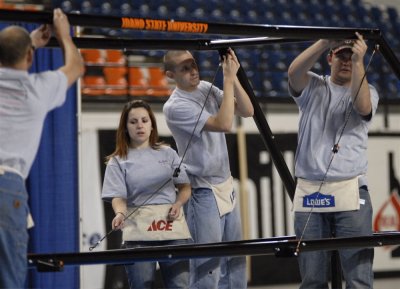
[27, 232, 400, 268]
[0, 8, 381, 39]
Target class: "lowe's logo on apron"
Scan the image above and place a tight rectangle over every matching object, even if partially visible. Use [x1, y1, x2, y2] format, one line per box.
[303, 192, 335, 208]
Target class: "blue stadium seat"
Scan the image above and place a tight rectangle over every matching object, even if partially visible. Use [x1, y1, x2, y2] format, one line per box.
[210, 8, 224, 22]
[157, 5, 170, 18]
[100, 1, 115, 15]
[368, 72, 382, 92]
[228, 9, 244, 22]
[80, 0, 93, 14]
[175, 6, 188, 19]
[191, 7, 206, 20]
[370, 6, 383, 24]
[244, 10, 259, 23]
[60, 0, 78, 12]
[385, 75, 400, 97]
[387, 6, 399, 25]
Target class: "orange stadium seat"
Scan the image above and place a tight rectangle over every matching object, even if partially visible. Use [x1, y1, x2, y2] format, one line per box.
[128, 67, 149, 97]
[103, 66, 128, 96]
[147, 66, 172, 97]
[81, 75, 106, 96]
[80, 49, 105, 65]
[105, 50, 126, 65]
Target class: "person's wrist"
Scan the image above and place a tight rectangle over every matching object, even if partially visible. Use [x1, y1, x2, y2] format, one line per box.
[224, 76, 235, 83]
[318, 39, 330, 51]
[116, 211, 126, 218]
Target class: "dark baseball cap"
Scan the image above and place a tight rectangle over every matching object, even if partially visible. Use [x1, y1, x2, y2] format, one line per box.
[331, 40, 355, 54]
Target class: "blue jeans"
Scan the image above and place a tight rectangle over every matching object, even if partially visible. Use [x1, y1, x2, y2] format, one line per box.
[186, 188, 247, 289]
[122, 239, 190, 289]
[294, 187, 374, 289]
[0, 172, 29, 289]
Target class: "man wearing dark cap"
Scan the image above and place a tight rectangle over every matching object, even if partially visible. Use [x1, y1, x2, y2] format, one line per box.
[288, 32, 378, 289]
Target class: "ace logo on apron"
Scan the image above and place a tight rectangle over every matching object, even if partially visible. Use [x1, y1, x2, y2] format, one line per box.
[123, 204, 192, 241]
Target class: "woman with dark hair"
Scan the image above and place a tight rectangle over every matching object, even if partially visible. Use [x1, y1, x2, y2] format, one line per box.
[102, 100, 191, 289]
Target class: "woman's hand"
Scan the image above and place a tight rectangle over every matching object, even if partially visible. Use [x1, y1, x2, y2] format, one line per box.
[168, 201, 182, 221]
[112, 212, 125, 230]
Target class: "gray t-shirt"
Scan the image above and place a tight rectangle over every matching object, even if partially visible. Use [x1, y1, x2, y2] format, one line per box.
[102, 146, 189, 206]
[163, 80, 231, 188]
[0, 68, 68, 178]
[290, 73, 379, 184]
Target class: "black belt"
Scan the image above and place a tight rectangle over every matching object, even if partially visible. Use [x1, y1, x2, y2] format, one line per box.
[359, 185, 368, 191]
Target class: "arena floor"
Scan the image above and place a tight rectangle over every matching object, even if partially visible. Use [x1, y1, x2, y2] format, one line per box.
[249, 277, 400, 289]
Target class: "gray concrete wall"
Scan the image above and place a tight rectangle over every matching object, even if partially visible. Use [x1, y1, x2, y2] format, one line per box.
[363, 0, 400, 10]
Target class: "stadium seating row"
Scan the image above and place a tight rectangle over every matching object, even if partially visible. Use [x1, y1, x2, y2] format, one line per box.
[52, 0, 400, 100]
